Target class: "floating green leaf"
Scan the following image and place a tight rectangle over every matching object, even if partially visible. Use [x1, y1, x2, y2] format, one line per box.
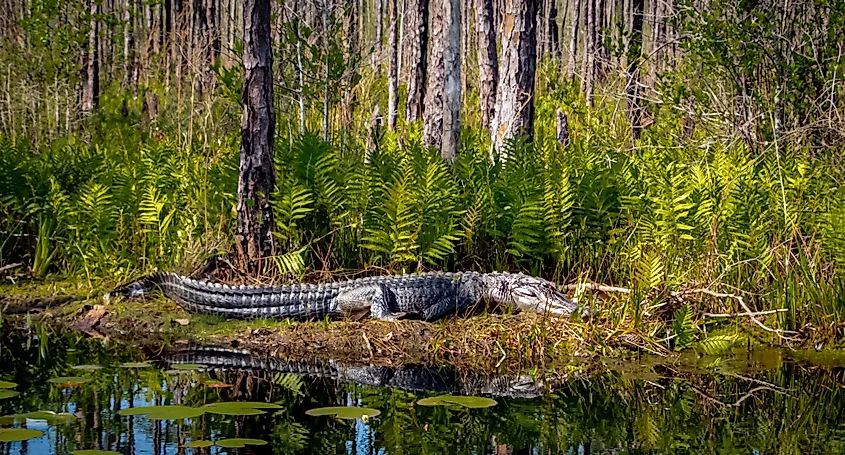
[0, 390, 19, 400]
[216, 438, 268, 448]
[0, 380, 17, 389]
[48, 376, 91, 386]
[5, 410, 76, 425]
[71, 364, 103, 371]
[202, 401, 282, 416]
[119, 362, 153, 368]
[305, 406, 381, 420]
[0, 428, 43, 442]
[416, 395, 498, 408]
[118, 405, 204, 420]
[180, 440, 214, 448]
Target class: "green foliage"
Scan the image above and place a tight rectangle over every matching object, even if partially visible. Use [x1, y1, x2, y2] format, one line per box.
[672, 305, 696, 351]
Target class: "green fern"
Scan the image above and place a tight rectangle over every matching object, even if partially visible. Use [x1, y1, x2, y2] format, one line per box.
[672, 304, 696, 351]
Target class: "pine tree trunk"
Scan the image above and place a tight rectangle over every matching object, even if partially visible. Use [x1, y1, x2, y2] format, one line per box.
[374, 0, 384, 67]
[123, 0, 135, 89]
[405, 0, 428, 122]
[237, 0, 276, 268]
[322, 0, 331, 140]
[490, 0, 538, 156]
[626, 0, 645, 140]
[81, 0, 99, 115]
[567, 0, 581, 81]
[387, 0, 399, 130]
[422, 0, 444, 148]
[581, 0, 595, 103]
[441, 0, 461, 162]
[476, 0, 498, 131]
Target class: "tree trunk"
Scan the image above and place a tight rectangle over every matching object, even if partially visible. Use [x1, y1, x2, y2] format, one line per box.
[374, 0, 384, 67]
[405, 0, 428, 122]
[322, 0, 332, 140]
[490, 0, 538, 156]
[81, 0, 99, 116]
[477, 0, 498, 131]
[441, 0, 461, 162]
[626, 0, 645, 140]
[581, 0, 596, 103]
[123, 0, 135, 89]
[567, 0, 581, 81]
[422, 0, 444, 149]
[387, 0, 399, 130]
[237, 0, 276, 268]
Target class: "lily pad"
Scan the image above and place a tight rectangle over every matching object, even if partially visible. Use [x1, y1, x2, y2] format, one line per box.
[171, 363, 205, 370]
[119, 362, 153, 368]
[180, 440, 214, 448]
[0, 390, 19, 400]
[72, 451, 121, 455]
[117, 405, 204, 420]
[71, 364, 103, 371]
[202, 401, 282, 416]
[0, 428, 43, 442]
[9, 411, 77, 425]
[305, 406, 381, 420]
[0, 381, 17, 389]
[48, 376, 91, 386]
[216, 438, 268, 448]
[416, 395, 498, 408]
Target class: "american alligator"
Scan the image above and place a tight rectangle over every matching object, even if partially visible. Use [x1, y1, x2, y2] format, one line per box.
[163, 346, 548, 398]
[108, 271, 585, 321]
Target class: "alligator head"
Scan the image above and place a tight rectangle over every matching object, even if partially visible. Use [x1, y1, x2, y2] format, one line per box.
[483, 273, 585, 317]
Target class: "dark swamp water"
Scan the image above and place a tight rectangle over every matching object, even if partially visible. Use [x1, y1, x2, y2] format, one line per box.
[0, 326, 844, 454]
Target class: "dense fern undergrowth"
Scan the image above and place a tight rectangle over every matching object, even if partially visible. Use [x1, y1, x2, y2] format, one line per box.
[2, 83, 845, 345]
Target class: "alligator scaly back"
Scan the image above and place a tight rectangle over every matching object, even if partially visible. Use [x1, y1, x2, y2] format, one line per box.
[107, 271, 583, 321]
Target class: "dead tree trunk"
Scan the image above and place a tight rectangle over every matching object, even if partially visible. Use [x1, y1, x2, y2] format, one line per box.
[387, 0, 399, 130]
[405, 0, 428, 122]
[477, 0, 498, 130]
[237, 0, 276, 269]
[567, 0, 581, 81]
[81, 0, 100, 115]
[490, 0, 538, 156]
[374, 0, 384, 67]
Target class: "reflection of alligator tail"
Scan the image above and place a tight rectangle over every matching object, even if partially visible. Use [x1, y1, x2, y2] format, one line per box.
[163, 347, 545, 398]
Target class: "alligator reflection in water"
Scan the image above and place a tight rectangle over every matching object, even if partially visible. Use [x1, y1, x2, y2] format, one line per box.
[0, 329, 844, 454]
[163, 346, 548, 398]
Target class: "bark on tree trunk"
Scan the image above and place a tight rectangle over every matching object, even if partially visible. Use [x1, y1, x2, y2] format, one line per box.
[387, 0, 399, 130]
[123, 0, 134, 89]
[490, 0, 538, 156]
[237, 0, 276, 269]
[581, 0, 596, 103]
[477, 0, 498, 131]
[626, 0, 645, 141]
[81, 0, 99, 115]
[567, 0, 581, 81]
[405, 0, 428, 122]
[422, 0, 444, 149]
[374, 0, 384, 67]
[441, 0, 461, 162]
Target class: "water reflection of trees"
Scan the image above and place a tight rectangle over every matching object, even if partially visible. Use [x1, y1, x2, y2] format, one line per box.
[1, 330, 845, 454]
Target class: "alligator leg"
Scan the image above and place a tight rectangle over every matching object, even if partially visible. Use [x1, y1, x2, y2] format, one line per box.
[335, 285, 407, 321]
[421, 296, 461, 321]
